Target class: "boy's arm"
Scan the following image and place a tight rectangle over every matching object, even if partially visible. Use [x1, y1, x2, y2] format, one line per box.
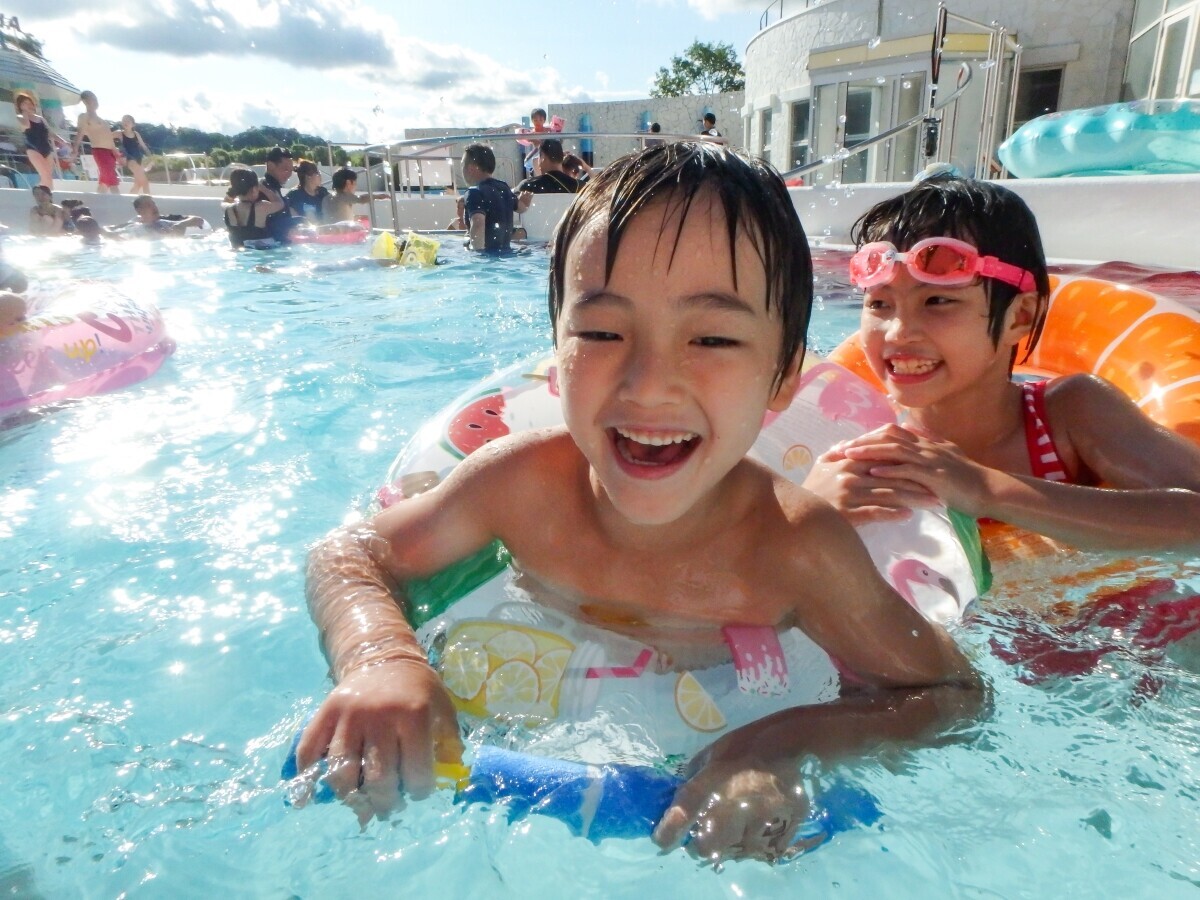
[654, 503, 980, 860]
[839, 376, 1200, 550]
[295, 445, 512, 818]
[71, 114, 86, 156]
[467, 212, 487, 251]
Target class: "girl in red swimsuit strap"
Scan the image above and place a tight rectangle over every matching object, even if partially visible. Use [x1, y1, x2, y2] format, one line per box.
[803, 177, 1200, 553]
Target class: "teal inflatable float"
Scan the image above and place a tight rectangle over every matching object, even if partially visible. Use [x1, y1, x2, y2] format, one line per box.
[998, 100, 1200, 178]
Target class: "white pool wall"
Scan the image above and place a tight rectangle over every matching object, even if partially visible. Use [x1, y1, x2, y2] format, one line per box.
[3, 173, 1197, 270]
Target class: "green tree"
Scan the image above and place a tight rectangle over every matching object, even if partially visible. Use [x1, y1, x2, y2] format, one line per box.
[651, 40, 745, 97]
[210, 148, 231, 167]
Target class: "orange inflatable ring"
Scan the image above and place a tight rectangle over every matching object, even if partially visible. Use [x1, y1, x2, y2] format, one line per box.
[827, 274, 1200, 587]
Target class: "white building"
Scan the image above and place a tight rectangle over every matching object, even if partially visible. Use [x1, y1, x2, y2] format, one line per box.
[741, 0, 1200, 182]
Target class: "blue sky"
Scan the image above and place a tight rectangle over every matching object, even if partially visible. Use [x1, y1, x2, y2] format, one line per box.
[13, 0, 762, 141]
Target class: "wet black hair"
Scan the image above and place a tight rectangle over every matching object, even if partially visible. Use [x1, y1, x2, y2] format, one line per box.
[229, 168, 259, 197]
[331, 168, 357, 191]
[540, 139, 565, 163]
[461, 143, 496, 175]
[548, 141, 812, 390]
[296, 160, 320, 181]
[851, 176, 1051, 360]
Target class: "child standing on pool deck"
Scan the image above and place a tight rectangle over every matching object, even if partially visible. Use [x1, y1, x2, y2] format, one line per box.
[70, 91, 121, 194]
[114, 116, 152, 195]
[804, 177, 1200, 550]
[299, 143, 979, 862]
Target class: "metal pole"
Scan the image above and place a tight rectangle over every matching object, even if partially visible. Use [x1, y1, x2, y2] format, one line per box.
[385, 144, 400, 235]
[998, 43, 1023, 179]
[922, 3, 949, 162]
[365, 148, 377, 231]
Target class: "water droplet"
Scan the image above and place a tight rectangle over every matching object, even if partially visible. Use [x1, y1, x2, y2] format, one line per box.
[838, 115, 847, 124]
[868, 36, 881, 49]
[980, 59, 996, 70]
[875, 76, 886, 85]
[902, 80, 912, 89]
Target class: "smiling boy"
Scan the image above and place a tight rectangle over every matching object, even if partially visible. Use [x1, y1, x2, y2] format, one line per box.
[299, 143, 978, 862]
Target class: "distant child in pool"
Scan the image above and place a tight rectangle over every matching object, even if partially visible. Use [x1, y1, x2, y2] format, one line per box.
[299, 143, 979, 861]
[804, 177, 1200, 550]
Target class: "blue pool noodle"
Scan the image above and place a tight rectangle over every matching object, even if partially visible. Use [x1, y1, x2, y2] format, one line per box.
[283, 733, 880, 846]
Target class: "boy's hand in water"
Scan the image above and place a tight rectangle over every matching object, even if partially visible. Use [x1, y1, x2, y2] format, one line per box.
[804, 424, 938, 523]
[837, 424, 994, 516]
[293, 658, 463, 824]
[652, 732, 811, 863]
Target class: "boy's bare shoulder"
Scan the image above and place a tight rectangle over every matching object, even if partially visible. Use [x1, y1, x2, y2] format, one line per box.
[453, 426, 578, 484]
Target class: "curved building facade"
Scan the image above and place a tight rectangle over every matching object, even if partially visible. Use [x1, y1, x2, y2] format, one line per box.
[742, 0, 1144, 182]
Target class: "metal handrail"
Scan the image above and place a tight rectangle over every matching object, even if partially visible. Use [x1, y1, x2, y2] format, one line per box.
[780, 62, 973, 180]
[353, 130, 710, 231]
[759, 0, 819, 30]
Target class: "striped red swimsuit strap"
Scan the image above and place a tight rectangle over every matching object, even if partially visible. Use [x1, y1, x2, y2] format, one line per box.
[1021, 380, 1069, 483]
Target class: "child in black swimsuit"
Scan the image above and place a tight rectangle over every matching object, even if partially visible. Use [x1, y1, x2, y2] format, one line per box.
[115, 116, 152, 195]
[13, 91, 60, 189]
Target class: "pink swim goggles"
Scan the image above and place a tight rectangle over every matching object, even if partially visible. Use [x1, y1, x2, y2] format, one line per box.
[849, 237, 1037, 293]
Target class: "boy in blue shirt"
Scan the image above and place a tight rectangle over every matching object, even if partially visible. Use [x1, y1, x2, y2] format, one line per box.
[460, 143, 530, 253]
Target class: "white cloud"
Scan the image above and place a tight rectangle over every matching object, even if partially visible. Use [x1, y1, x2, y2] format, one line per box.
[682, 0, 764, 19]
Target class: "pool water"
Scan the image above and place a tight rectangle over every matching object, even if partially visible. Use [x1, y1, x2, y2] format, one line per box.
[2, 236, 1198, 898]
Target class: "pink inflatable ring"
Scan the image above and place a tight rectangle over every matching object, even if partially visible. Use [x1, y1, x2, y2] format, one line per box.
[0, 282, 175, 417]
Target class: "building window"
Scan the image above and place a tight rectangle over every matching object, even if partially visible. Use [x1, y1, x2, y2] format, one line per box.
[841, 84, 879, 184]
[759, 108, 773, 164]
[1124, 0, 1200, 99]
[790, 100, 810, 169]
[1014, 68, 1064, 127]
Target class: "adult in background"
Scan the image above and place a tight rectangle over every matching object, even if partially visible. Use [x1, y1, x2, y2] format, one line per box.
[262, 146, 294, 195]
[13, 90, 64, 189]
[286, 161, 331, 222]
[29, 185, 67, 236]
[132, 195, 207, 237]
[514, 139, 578, 195]
[259, 148, 305, 242]
[645, 122, 664, 148]
[223, 169, 285, 249]
[698, 113, 724, 141]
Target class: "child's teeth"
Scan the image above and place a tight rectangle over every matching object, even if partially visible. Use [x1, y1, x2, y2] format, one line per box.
[616, 428, 697, 446]
[891, 359, 938, 375]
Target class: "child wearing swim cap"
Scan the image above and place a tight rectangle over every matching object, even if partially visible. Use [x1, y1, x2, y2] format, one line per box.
[299, 143, 979, 862]
[804, 177, 1200, 550]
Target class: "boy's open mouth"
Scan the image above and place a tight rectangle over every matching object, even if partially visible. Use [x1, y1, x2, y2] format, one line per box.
[887, 357, 941, 378]
[610, 427, 700, 468]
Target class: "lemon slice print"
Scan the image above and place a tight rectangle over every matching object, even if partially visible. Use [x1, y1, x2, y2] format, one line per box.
[674, 672, 727, 732]
[533, 647, 572, 705]
[484, 659, 541, 714]
[440, 639, 489, 701]
[782, 443, 813, 472]
[484, 629, 538, 664]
